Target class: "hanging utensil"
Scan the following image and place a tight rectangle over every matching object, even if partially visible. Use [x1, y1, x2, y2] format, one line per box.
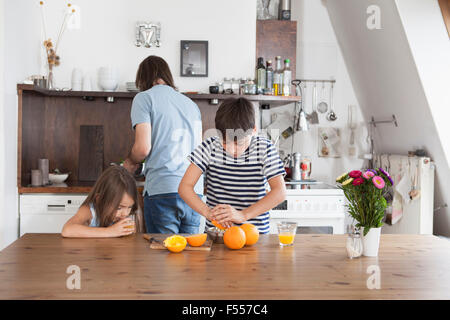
[326, 82, 337, 121]
[409, 159, 421, 200]
[317, 82, 328, 114]
[292, 80, 309, 131]
[309, 81, 319, 124]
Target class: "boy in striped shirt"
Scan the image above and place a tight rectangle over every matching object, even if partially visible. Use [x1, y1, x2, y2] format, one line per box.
[178, 98, 286, 234]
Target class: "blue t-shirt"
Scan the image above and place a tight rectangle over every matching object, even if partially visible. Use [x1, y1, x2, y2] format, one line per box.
[131, 85, 203, 196]
[188, 136, 285, 234]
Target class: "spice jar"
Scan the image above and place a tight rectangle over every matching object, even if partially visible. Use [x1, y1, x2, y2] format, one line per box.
[231, 78, 240, 95]
[216, 82, 224, 94]
[223, 78, 232, 93]
[247, 79, 257, 95]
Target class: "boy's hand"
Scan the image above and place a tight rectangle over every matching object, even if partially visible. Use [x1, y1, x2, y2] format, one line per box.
[122, 158, 140, 174]
[107, 218, 135, 237]
[211, 204, 246, 226]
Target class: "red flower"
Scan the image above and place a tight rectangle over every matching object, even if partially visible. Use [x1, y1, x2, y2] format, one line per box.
[352, 177, 364, 186]
[349, 170, 362, 178]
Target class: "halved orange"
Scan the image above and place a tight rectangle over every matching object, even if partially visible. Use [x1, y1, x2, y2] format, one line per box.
[211, 220, 227, 230]
[163, 235, 187, 253]
[186, 233, 207, 247]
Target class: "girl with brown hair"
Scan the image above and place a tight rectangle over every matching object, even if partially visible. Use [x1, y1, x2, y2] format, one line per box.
[61, 166, 140, 237]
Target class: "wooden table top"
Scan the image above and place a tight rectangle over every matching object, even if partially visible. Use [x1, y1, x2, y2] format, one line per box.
[0, 233, 449, 300]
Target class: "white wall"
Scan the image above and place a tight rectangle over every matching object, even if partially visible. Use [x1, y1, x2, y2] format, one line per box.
[325, 0, 450, 236]
[1, 0, 256, 249]
[271, 0, 370, 186]
[25, 0, 257, 92]
[0, 0, 6, 250]
[395, 0, 450, 236]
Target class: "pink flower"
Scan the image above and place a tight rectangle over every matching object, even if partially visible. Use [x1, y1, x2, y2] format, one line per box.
[372, 176, 385, 189]
[352, 177, 364, 186]
[349, 170, 362, 178]
[363, 171, 375, 179]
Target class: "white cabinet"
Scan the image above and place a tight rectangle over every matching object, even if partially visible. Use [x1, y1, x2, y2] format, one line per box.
[19, 194, 87, 236]
[269, 187, 347, 235]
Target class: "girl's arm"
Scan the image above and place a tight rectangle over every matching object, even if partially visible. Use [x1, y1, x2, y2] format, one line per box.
[178, 163, 213, 220]
[61, 205, 134, 238]
[212, 175, 286, 224]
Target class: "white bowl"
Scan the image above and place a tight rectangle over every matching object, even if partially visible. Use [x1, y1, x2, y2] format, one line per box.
[49, 173, 69, 184]
[99, 79, 118, 91]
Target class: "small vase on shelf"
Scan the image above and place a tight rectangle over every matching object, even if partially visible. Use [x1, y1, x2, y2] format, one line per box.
[46, 64, 54, 90]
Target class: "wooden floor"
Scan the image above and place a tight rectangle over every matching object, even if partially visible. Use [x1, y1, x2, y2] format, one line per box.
[0, 233, 449, 299]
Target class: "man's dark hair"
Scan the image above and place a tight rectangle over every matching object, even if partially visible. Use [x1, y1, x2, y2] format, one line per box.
[215, 98, 255, 142]
[135, 55, 176, 91]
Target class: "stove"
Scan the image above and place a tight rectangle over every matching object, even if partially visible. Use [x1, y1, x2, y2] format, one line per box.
[269, 181, 346, 234]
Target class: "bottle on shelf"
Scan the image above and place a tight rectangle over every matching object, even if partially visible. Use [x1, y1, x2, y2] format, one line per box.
[265, 60, 274, 95]
[231, 78, 240, 95]
[282, 58, 292, 96]
[273, 56, 283, 96]
[256, 57, 266, 95]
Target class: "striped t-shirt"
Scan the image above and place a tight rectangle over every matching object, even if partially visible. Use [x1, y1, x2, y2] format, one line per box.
[188, 135, 285, 234]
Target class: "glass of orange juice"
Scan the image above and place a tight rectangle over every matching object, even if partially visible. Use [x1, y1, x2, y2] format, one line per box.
[124, 214, 136, 233]
[277, 222, 298, 247]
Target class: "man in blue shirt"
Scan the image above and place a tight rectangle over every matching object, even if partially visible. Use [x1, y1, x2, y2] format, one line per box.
[123, 55, 203, 234]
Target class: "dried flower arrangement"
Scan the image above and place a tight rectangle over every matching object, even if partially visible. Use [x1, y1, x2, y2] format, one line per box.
[39, 1, 75, 89]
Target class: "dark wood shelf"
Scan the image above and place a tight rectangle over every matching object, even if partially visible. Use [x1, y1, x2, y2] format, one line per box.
[17, 84, 137, 98]
[183, 93, 300, 107]
[17, 84, 300, 107]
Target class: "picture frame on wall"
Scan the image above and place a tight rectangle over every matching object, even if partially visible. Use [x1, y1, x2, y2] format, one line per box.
[180, 40, 208, 77]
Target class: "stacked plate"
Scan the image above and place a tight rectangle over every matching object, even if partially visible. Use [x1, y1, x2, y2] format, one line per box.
[126, 82, 139, 92]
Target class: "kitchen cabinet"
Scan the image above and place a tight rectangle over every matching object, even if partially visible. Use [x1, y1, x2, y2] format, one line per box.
[19, 194, 88, 236]
[269, 185, 346, 234]
[16, 85, 300, 194]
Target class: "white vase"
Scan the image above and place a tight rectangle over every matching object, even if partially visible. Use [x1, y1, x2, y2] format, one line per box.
[362, 227, 381, 257]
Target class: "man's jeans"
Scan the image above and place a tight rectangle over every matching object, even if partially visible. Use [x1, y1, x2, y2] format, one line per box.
[144, 192, 202, 234]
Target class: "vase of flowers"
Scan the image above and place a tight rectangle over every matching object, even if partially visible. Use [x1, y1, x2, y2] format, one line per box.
[39, 1, 75, 90]
[336, 168, 394, 257]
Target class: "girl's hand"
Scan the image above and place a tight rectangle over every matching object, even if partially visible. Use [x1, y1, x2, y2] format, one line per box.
[107, 218, 135, 237]
[211, 204, 246, 226]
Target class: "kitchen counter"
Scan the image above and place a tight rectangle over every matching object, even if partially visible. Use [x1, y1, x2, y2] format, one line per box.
[1, 234, 449, 299]
[18, 181, 145, 194]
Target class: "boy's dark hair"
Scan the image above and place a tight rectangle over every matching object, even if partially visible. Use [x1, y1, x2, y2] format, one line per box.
[135, 55, 176, 91]
[215, 98, 255, 142]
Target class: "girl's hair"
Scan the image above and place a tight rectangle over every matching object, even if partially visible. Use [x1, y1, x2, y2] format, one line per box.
[82, 166, 140, 229]
[135, 55, 176, 91]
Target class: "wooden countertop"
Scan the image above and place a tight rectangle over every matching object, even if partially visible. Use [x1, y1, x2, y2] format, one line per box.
[18, 181, 145, 194]
[1, 234, 449, 299]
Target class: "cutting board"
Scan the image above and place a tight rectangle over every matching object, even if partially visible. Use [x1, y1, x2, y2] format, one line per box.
[143, 234, 213, 251]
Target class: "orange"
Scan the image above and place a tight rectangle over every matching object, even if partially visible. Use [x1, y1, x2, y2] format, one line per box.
[240, 223, 259, 246]
[211, 220, 227, 230]
[163, 235, 187, 253]
[186, 233, 207, 247]
[223, 226, 246, 250]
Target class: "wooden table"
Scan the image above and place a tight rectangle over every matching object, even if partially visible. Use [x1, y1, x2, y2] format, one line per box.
[0, 234, 449, 299]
